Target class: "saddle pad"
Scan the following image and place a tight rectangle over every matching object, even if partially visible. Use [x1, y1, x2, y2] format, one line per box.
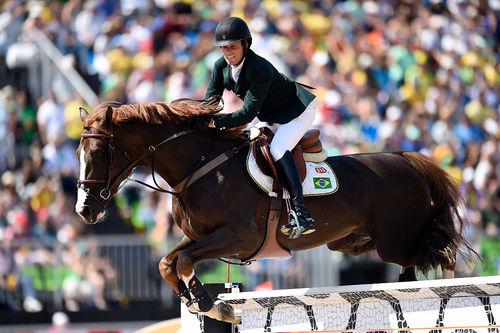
[246, 148, 339, 198]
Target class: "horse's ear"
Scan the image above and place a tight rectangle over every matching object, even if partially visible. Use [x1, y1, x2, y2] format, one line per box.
[103, 105, 113, 127]
[79, 107, 89, 122]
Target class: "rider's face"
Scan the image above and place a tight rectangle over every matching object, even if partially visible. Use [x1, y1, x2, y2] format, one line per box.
[220, 41, 244, 66]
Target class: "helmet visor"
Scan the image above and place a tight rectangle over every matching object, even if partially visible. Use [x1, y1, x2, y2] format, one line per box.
[214, 38, 243, 47]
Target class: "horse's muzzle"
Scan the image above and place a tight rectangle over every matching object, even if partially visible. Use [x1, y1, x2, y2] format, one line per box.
[76, 204, 100, 224]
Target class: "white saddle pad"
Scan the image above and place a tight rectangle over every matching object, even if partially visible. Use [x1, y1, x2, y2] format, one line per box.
[246, 147, 338, 198]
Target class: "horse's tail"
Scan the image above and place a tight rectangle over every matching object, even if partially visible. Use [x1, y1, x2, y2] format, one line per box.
[401, 152, 477, 275]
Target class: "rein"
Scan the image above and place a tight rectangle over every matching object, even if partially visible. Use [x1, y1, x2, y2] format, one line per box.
[78, 126, 253, 206]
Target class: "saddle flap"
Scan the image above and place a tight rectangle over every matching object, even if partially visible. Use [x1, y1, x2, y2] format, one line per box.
[253, 135, 276, 177]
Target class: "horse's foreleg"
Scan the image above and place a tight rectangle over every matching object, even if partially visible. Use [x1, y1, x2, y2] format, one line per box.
[158, 236, 194, 306]
[176, 225, 244, 323]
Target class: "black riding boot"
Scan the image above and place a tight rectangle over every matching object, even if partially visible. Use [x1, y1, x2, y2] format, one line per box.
[275, 151, 315, 239]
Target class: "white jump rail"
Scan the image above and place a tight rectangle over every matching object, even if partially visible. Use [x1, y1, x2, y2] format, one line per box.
[182, 276, 500, 333]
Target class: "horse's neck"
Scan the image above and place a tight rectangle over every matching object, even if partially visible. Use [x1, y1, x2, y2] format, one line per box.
[124, 124, 223, 187]
[164, 133, 217, 184]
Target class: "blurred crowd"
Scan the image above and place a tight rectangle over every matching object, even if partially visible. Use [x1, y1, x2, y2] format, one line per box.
[0, 0, 498, 314]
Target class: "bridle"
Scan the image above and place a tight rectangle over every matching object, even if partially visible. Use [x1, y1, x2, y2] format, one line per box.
[78, 122, 255, 210]
[77, 125, 198, 208]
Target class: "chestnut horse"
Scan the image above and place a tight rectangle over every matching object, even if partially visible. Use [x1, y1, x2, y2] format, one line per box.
[75, 98, 474, 323]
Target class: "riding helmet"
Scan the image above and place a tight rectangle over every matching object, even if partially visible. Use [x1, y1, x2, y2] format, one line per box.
[214, 17, 252, 47]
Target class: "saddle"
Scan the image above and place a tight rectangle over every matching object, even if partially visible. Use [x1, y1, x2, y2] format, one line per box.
[253, 127, 325, 181]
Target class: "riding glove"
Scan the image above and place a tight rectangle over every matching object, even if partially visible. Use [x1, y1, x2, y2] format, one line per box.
[212, 113, 229, 130]
[191, 117, 212, 131]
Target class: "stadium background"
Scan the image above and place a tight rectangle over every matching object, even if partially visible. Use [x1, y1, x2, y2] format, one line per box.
[0, 0, 498, 331]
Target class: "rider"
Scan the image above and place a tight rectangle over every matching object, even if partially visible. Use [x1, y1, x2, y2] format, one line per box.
[197, 17, 317, 239]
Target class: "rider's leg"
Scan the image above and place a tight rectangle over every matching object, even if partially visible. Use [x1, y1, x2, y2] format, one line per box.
[275, 151, 316, 237]
[270, 101, 316, 239]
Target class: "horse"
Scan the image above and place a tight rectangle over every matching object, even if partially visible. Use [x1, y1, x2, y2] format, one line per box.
[75, 97, 475, 323]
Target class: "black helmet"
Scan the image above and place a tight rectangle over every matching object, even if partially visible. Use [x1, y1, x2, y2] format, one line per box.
[214, 17, 252, 47]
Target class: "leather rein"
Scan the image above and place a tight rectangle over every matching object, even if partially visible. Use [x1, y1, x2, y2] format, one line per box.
[77, 126, 252, 208]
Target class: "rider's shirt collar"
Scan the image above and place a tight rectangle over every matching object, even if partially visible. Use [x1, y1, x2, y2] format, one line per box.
[230, 57, 245, 83]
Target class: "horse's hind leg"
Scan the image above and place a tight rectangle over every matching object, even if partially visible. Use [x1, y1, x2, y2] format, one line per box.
[443, 269, 454, 278]
[441, 251, 456, 279]
[399, 266, 417, 282]
[442, 260, 455, 279]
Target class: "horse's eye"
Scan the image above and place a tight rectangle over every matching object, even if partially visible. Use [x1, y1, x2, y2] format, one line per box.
[92, 150, 103, 158]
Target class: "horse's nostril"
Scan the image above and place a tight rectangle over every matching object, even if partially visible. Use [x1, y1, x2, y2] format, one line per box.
[81, 205, 93, 217]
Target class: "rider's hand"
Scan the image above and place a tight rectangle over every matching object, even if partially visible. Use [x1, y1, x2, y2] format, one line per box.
[192, 117, 212, 131]
[211, 113, 228, 130]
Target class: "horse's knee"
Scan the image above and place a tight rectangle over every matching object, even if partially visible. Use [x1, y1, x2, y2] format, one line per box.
[176, 252, 194, 278]
[158, 257, 175, 282]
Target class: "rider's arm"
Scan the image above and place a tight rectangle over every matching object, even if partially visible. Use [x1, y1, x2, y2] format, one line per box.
[213, 66, 272, 130]
[204, 58, 225, 100]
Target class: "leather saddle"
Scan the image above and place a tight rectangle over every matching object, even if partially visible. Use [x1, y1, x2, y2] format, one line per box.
[253, 127, 324, 181]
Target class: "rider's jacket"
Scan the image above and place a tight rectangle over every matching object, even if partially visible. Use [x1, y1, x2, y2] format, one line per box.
[205, 49, 316, 130]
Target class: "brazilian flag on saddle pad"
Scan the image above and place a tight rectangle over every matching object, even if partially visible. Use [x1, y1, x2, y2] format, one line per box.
[313, 177, 332, 189]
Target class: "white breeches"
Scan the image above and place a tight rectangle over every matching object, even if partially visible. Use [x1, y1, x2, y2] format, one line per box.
[269, 101, 317, 161]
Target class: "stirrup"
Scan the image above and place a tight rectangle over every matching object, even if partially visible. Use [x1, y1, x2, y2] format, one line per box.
[280, 210, 316, 239]
[289, 219, 316, 239]
[280, 210, 298, 236]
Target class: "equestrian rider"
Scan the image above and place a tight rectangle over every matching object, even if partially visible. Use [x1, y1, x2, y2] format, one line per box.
[198, 17, 316, 239]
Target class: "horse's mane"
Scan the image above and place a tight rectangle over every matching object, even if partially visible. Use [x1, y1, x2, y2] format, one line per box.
[87, 97, 244, 137]
[90, 96, 223, 125]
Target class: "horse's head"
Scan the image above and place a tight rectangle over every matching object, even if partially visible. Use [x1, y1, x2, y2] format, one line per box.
[75, 97, 238, 224]
[75, 104, 132, 224]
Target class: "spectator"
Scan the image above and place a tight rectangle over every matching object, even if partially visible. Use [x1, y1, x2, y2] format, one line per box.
[0, 0, 497, 312]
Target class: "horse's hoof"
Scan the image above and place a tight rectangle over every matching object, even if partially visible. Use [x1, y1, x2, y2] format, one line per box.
[218, 301, 240, 324]
[203, 300, 240, 324]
